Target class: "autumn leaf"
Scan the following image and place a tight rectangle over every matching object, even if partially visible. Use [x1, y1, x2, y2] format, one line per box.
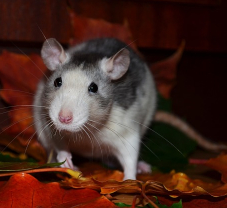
[0, 159, 227, 207]
[0, 173, 116, 208]
[61, 160, 227, 198]
[205, 153, 227, 183]
[0, 51, 47, 162]
[68, 9, 137, 51]
[151, 41, 185, 99]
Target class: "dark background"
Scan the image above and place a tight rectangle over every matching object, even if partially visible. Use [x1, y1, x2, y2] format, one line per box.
[0, 0, 226, 143]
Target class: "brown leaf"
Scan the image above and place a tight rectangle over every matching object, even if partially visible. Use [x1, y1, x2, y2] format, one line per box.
[68, 9, 137, 51]
[79, 162, 124, 181]
[151, 40, 185, 99]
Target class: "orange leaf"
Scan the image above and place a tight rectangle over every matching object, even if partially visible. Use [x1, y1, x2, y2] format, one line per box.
[68, 9, 137, 51]
[151, 40, 185, 99]
[0, 173, 116, 208]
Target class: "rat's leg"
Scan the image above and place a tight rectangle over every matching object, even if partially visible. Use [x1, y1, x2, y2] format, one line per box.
[113, 131, 140, 180]
[137, 160, 152, 174]
[54, 137, 78, 170]
[56, 150, 78, 170]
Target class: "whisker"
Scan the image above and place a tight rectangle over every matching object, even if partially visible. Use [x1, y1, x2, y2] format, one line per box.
[0, 89, 35, 96]
[88, 119, 133, 165]
[1, 121, 36, 152]
[24, 128, 37, 154]
[106, 110, 184, 157]
[84, 123, 104, 162]
[86, 121, 112, 162]
[0, 104, 47, 111]
[36, 24, 53, 51]
[81, 125, 94, 159]
[0, 106, 46, 117]
[36, 119, 54, 141]
[0, 115, 34, 135]
[11, 42, 49, 81]
[107, 119, 160, 160]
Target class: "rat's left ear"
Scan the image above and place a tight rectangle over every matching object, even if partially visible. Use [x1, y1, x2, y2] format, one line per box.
[101, 48, 130, 80]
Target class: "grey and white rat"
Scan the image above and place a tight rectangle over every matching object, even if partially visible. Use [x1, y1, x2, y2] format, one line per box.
[33, 38, 156, 180]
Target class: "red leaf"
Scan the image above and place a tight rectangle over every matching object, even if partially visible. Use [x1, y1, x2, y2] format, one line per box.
[0, 173, 116, 208]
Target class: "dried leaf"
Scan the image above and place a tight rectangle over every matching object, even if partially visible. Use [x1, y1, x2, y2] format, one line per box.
[0, 51, 47, 162]
[151, 41, 185, 99]
[79, 162, 124, 181]
[205, 153, 227, 183]
[62, 160, 227, 198]
[68, 9, 137, 50]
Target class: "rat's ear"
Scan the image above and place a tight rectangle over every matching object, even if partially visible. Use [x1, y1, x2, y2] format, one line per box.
[101, 48, 130, 80]
[41, 38, 67, 71]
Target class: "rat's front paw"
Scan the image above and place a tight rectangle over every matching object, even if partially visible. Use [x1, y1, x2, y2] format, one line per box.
[137, 161, 152, 174]
[57, 151, 78, 170]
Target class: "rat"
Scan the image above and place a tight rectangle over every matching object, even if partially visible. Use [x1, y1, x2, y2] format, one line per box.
[33, 38, 157, 180]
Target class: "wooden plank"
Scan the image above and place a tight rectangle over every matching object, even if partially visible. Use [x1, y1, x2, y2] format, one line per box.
[0, 0, 72, 43]
[0, 0, 226, 52]
[69, 0, 227, 52]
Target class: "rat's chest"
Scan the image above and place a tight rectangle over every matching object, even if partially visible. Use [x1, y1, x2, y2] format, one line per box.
[65, 105, 142, 158]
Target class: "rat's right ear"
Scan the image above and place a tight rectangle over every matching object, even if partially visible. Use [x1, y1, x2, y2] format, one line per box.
[41, 38, 67, 71]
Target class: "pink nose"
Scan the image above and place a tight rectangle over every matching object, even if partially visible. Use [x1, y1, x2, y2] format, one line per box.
[59, 110, 73, 124]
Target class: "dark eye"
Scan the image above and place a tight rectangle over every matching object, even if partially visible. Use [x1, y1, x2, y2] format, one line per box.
[54, 77, 62, 88]
[88, 82, 98, 93]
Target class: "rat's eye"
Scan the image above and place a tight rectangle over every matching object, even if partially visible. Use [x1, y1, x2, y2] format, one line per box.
[54, 77, 62, 88]
[88, 82, 98, 93]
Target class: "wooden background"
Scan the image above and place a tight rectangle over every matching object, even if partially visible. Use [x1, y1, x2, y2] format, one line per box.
[0, 0, 226, 143]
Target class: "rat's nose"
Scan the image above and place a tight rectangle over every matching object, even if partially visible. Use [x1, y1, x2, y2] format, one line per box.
[59, 109, 73, 124]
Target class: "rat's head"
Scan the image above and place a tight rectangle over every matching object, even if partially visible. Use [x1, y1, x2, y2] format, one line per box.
[41, 38, 130, 133]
